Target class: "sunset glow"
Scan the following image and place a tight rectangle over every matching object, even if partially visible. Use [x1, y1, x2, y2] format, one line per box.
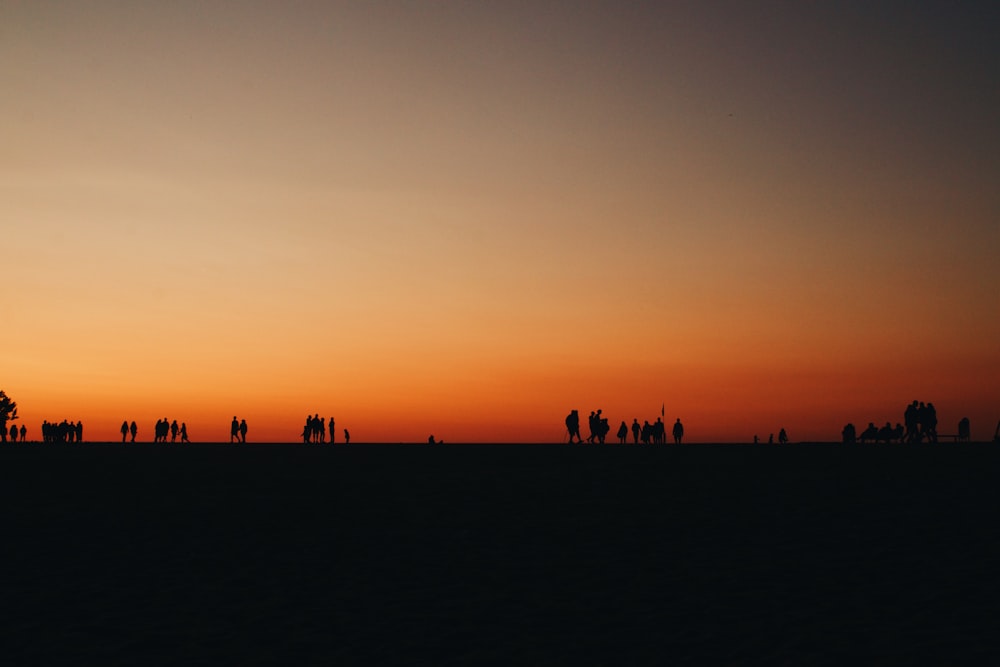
[4, 2, 998, 442]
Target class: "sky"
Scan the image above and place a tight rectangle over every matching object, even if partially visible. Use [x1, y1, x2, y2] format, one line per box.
[2, 1, 998, 442]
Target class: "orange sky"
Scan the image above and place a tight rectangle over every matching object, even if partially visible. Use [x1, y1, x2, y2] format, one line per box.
[3, 2, 998, 442]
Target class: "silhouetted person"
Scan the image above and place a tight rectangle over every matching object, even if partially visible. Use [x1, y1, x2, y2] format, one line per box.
[753, 434, 759, 445]
[180, 422, 189, 443]
[859, 422, 878, 443]
[672, 418, 684, 444]
[19, 424, 26, 442]
[925, 402, 938, 443]
[344, 428, 350, 444]
[904, 400, 919, 442]
[428, 435, 436, 444]
[617, 421, 628, 444]
[129, 421, 137, 443]
[653, 418, 665, 445]
[631, 419, 640, 444]
[778, 428, 788, 445]
[958, 417, 970, 442]
[768, 433, 774, 444]
[329, 417, 335, 444]
[565, 410, 582, 444]
[121, 420, 129, 443]
[239, 419, 247, 443]
[9, 425, 16, 442]
[231, 417, 240, 443]
[170, 420, 179, 443]
[586, 411, 597, 443]
[319, 416, 326, 443]
[842, 423, 857, 444]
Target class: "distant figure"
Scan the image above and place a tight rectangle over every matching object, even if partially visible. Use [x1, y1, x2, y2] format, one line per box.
[768, 433, 774, 445]
[319, 417, 326, 444]
[9, 425, 16, 443]
[19, 424, 26, 442]
[924, 403, 938, 443]
[231, 417, 240, 443]
[344, 429, 350, 445]
[565, 410, 582, 444]
[170, 420, 179, 443]
[672, 418, 684, 444]
[180, 422, 189, 443]
[329, 417, 336, 444]
[121, 420, 129, 443]
[428, 435, 436, 444]
[842, 423, 857, 444]
[631, 419, 640, 444]
[239, 419, 248, 443]
[958, 417, 971, 443]
[616, 421, 628, 444]
[778, 428, 788, 445]
[129, 421, 137, 443]
[859, 422, 878, 443]
[76, 421, 83, 443]
[904, 400, 919, 443]
[753, 434, 759, 445]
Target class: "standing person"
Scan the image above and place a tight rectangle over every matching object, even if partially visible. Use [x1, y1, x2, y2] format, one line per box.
[329, 417, 336, 444]
[9, 425, 16, 442]
[129, 421, 138, 443]
[343, 428, 350, 445]
[616, 421, 628, 444]
[76, 421, 83, 443]
[19, 424, 26, 442]
[180, 422, 189, 443]
[170, 420, 179, 443]
[121, 420, 129, 443]
[231, 417, 240, 443]
[239, 419, 248, 443]
[631, 419, 641, 444]
[319, 417, 326, 443]
[565, 410, 582, 444]
[778, 428, 788, 445]
[672, 418, 684, 444]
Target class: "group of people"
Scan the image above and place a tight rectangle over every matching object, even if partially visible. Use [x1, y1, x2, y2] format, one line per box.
[230, 417, 248, 443]
[565, 410, 685, 445]
[151, 419, 190, 443]
[302, 414, 332, 443]
[843, 399, 952, 444]
[41, 420, 83, 443]
[7, 423, 28, 443]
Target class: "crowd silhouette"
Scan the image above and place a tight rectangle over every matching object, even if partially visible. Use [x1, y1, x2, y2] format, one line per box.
[301, 414, 337, 443]
[843, 399, 957, 444]
[41, 420, 82, 443]
[565, 409, 686, 445]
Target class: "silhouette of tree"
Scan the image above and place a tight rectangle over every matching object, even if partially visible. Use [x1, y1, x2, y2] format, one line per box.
[0, 390, 18, 443]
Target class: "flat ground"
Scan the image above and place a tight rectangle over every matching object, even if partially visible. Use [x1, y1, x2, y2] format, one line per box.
[2, 443, 999, 665]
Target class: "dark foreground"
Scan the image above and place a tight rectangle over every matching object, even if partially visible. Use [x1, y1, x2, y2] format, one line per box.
[2, 443, 999, 665]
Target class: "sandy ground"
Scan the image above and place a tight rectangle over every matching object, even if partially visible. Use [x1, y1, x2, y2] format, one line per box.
[2, 443, 999, 665]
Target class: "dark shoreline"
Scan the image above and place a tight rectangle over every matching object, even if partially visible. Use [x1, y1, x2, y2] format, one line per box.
[3, 444, 999, 664]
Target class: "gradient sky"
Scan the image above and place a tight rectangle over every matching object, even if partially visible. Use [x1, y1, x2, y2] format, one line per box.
[3, 1, 998, 442]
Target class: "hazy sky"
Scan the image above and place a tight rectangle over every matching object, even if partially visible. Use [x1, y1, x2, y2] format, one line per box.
[3, 1, 998, 442]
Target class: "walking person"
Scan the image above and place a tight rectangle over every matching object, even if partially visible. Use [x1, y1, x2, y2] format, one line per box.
[231, 417, 240, 443]
[239, 419, 248, 443]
